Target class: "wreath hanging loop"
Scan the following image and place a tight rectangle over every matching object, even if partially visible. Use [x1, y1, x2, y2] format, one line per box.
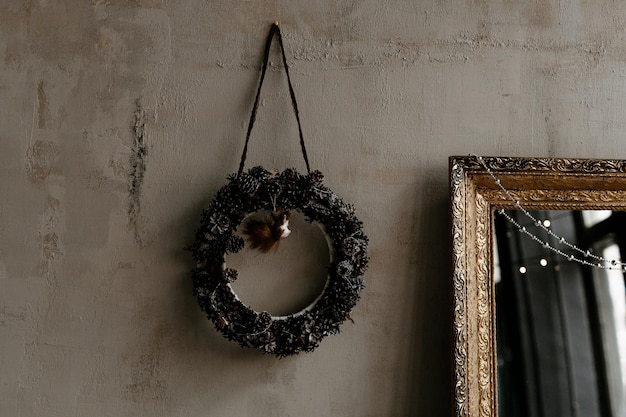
[238, 22, 311, 177]
[190, 23, 368, 357]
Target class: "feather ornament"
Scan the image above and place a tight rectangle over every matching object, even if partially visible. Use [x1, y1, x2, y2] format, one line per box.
[242, 210, 291, 252]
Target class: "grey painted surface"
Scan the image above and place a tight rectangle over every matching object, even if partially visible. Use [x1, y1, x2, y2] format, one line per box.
[1, 1, 624, 416]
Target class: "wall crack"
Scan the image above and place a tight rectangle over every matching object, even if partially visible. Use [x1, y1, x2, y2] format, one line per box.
[128, 100, 148, 247]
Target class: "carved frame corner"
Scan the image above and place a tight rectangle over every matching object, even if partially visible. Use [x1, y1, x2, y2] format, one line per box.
[449, 155, 626, 417]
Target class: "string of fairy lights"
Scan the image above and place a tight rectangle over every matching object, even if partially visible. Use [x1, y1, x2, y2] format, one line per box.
[473, 155, 626, 273]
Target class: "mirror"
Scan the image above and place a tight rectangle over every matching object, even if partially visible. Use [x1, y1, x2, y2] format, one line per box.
[449, 156, 626, 417]
[494, 209, 626, 417]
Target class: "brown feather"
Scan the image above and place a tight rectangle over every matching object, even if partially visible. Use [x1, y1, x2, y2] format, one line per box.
[242, 210, 290, 253]
[243, 220, 278, 252]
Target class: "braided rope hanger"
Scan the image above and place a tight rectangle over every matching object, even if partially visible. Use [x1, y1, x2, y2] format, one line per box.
[238, 22, 311, 176]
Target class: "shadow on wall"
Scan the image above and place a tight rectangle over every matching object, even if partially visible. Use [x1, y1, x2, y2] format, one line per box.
[406, 171, 452, 416]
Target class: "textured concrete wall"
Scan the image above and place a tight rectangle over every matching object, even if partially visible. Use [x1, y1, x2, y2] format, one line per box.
[2, 1, 626, 416]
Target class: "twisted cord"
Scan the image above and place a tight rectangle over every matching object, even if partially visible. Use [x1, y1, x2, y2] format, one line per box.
[238, 22, 311, 176]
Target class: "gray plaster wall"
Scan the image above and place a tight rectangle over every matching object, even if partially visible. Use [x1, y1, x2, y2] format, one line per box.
[1, 1, 624, 416]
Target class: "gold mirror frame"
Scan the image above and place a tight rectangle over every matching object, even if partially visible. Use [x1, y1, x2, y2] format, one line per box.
[449, 155, 626, 417]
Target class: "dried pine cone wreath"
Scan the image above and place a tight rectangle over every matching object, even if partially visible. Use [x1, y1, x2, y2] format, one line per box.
[190, 22, 369, 357]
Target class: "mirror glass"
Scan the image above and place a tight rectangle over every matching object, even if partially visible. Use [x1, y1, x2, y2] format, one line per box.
[494, 209, 626, 417]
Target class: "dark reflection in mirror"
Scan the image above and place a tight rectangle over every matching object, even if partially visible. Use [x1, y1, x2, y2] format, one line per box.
[495, 210, 626, 417]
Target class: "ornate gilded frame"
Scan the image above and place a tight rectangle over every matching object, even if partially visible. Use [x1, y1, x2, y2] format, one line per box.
[449, 155, 626, 417]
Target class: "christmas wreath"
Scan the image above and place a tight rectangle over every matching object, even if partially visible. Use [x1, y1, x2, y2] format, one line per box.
[190, 23, 368, 356]
[191, 167, 368, 357]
